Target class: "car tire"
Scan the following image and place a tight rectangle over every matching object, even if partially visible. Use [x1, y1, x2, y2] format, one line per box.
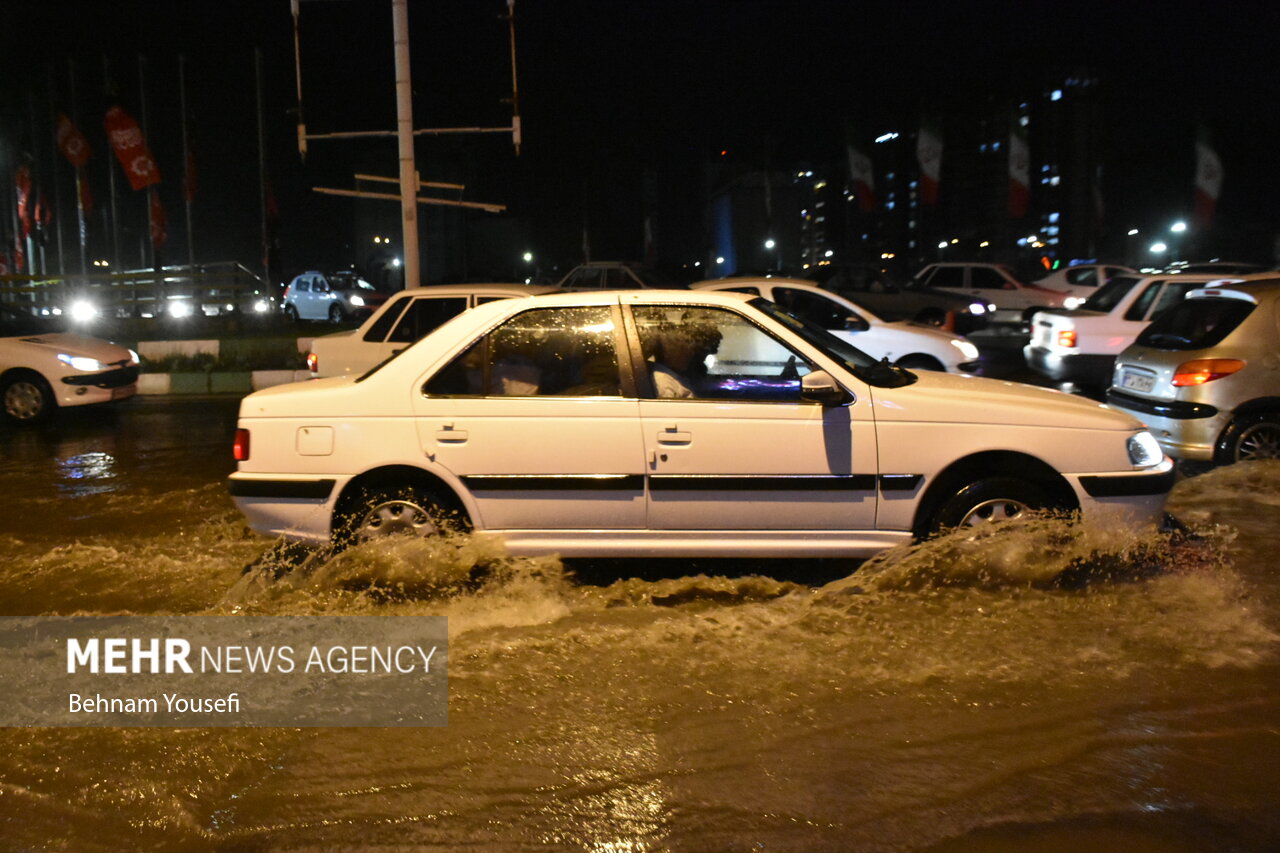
[895, 354, 945, 372]
[1, 372, 56, 424]
[914, 308, 947, 327]
[1215, 413, 1280, 464]
[328, 304, 346, 323]
[926, 476, 1050, 536]
[334, 485, 464, 547]
[283, 304, 299, 323]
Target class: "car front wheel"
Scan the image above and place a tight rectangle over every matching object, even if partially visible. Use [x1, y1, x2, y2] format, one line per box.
[328, 304, 346, 323]
[1216, 413, 1280, 464]
[927, 476, 1049, 536]
[1, 373, 55, 424]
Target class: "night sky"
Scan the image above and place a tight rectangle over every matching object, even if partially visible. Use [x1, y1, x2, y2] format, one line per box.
[5, 0, 1279, 280]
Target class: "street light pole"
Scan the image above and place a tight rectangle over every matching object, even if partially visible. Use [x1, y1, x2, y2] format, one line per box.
[392, 0, 420, 289]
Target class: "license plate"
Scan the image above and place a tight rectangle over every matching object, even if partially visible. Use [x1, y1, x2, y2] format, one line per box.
[1120, 370, 1155, 393]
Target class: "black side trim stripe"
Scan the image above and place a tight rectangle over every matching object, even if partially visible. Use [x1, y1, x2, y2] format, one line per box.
[1078, 467, 1177, 498]
[879, 474, 923, 491]
[463, 475, 645, 491]
[649, 475, 878, 492]
[1106, 389, 1218, 420]
[228, 478, 336, 499]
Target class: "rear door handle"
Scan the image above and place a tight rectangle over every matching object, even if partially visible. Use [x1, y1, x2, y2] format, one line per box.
[656, 430, 691, 446]
[436, 425, 468, 443]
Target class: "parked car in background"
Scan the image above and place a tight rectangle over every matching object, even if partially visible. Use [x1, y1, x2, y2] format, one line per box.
[1032, 263, 1135, 308]
[1106, 276, 1280, 465]
[810, 265, 995, 334]
[557, 262, 687, 290]
[1168, 261, 1269, 275]
[1024, 272, 1235, 388]
[692, 278, 980, 372]
[308, 283, 558, 378]
[0, 303, 139, 424]
[230, 289, 1174, 557]
[912, 262, 1070, 323]
[283, 271, 390, 323]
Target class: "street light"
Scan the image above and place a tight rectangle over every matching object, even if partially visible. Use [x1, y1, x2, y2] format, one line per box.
[1150, 241, 1168, 254]
[1170, 221, 1187, 233]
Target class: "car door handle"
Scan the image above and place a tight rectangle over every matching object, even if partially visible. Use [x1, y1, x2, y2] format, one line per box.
[656, 430, 691, 445]
[435, 426, 468, 443]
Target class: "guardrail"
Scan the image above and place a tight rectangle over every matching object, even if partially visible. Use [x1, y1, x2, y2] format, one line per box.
[0, 262, 274, 319]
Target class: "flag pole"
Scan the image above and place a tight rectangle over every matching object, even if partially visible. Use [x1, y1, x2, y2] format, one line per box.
[47, 66, 67, 276]
[68, 59, 87, 275]
[103, 55, 121, 269]
[138, 53, 154, 269]
[393, 0, 421, 289]
[255, 47, 270, 292]
[179, 54, 195, 272]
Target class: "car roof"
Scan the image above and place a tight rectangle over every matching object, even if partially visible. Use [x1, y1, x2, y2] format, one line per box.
[689, 277, 815, 290]
[388, 283, 560, 297]
[1185, 275, 1280, 301]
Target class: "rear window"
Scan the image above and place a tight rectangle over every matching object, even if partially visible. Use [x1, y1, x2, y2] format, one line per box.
[1082, 275, 1140, 311]
[1135, 297, 1254, 350]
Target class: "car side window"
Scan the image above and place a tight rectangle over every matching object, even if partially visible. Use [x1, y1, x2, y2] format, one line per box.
[927, 267, 964, 288]
[773, 287, 850, 329]
[631, 305, 817, 403]
[423, 305, 621, 397]
[312, 277, 329, 293]
[1066, 267, 1097, 286]
[296, 279, 310, 293]
[1148, 283, 1195, 318]
[1124, 282, 1163, 321]
[969, 267, 1008, 289]
[387, 297, 469, 344]
[363, 295, 411, 342]
[564, 269, 601, 289]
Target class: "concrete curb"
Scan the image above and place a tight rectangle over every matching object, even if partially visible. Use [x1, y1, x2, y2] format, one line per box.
[137, 369, 312, 395]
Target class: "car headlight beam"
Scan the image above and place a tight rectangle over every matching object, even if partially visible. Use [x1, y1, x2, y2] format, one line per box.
[950, 339, 980, 360]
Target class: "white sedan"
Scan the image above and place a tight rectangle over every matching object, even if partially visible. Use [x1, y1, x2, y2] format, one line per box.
[230, 289, 1173, 559]
[308, 284, 558, 378]
[0, 304, 139, 423]
[692, 278, 980, 372]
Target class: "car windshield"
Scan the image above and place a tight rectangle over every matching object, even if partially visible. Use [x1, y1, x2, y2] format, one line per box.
[332, 274, 377, 291]
[1134, 297, 1254, 350]
[749, 297, 879, 372]
[1082, 275, 1142, 311]
[0, 303, 64, 336]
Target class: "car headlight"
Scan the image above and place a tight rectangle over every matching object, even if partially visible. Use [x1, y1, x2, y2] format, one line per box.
[168, 301, 193, 318]
[968, 302, 987, 315]
[950, 339, 980, 360]
[1064, 296, 1086, 309]
[1127, 431, 1163, 467]
[128, 349, 140, 364]
[348, 294, 366, 307]
[57, 353, 104, 372]
[68, 300, 98, 322]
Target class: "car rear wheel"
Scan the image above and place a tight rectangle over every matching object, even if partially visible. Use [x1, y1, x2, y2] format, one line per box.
[1216, 413, 1280, 464]
[927, 476, 1049, 536]
[335, 486, 462, 547]
[2, 373, 55, 424]
[283, 304, 299, 322]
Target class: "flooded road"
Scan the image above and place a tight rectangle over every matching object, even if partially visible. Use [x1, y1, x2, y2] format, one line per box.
[1, 397, 1278, 851]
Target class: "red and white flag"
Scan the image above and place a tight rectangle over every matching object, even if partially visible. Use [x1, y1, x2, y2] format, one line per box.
[1008, 125, 1030, 217]
[1194, 129, 1222, 228]
[846, 144, 877, 212]
[104, 105, 161, 191]
[917, 122, 942, 206]
[15, 167, 32, 239]
[55, 113, 92, 167]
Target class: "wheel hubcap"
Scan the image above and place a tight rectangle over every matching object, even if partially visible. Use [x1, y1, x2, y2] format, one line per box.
[958, 498, 1030, 528]
[1237, 423, 1280, 460]
[353, 500, 438, 541]
[4, 382, 44, 420]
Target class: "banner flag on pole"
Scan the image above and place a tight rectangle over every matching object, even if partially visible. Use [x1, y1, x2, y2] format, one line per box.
[1193, 127, 1222, 228]
[916, 121, 943, 206]
[846, 143, 877, 212]
[1008, 123, 1030, 217]
[149, 188, 167, 248]
[56, 114, 93, 167]
[104, 105, 161, 190]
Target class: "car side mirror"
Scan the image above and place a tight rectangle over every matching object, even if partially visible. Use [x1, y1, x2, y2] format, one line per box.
[845, 314, 869, 332]
[800, 370, 852, 406]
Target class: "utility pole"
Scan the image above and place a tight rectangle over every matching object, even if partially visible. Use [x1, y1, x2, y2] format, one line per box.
[392, 0, 420, 289]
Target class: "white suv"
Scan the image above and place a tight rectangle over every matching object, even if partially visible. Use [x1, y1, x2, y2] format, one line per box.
[692, 278, 980, 372]
[230, 290, 1173, 557]
[308, 284, 557, 378]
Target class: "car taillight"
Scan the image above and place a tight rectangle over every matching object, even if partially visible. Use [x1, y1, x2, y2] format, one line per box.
[233, 428, 251, 461]
[307, 352, 319, 373]
[1056, 330, 1077, 348]
[1172, 358, 1245, 386]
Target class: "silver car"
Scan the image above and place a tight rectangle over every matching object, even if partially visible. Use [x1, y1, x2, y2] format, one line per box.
[1106, 276, 1280, 464]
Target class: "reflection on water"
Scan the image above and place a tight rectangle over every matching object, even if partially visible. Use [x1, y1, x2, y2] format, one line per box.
[0, 446, 1277, 850]
[56, 450, 118, 497]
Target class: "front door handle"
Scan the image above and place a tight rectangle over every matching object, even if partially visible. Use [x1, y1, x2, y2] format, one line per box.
[656, 430, 691, 446]
[436, 425, 468, 443]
